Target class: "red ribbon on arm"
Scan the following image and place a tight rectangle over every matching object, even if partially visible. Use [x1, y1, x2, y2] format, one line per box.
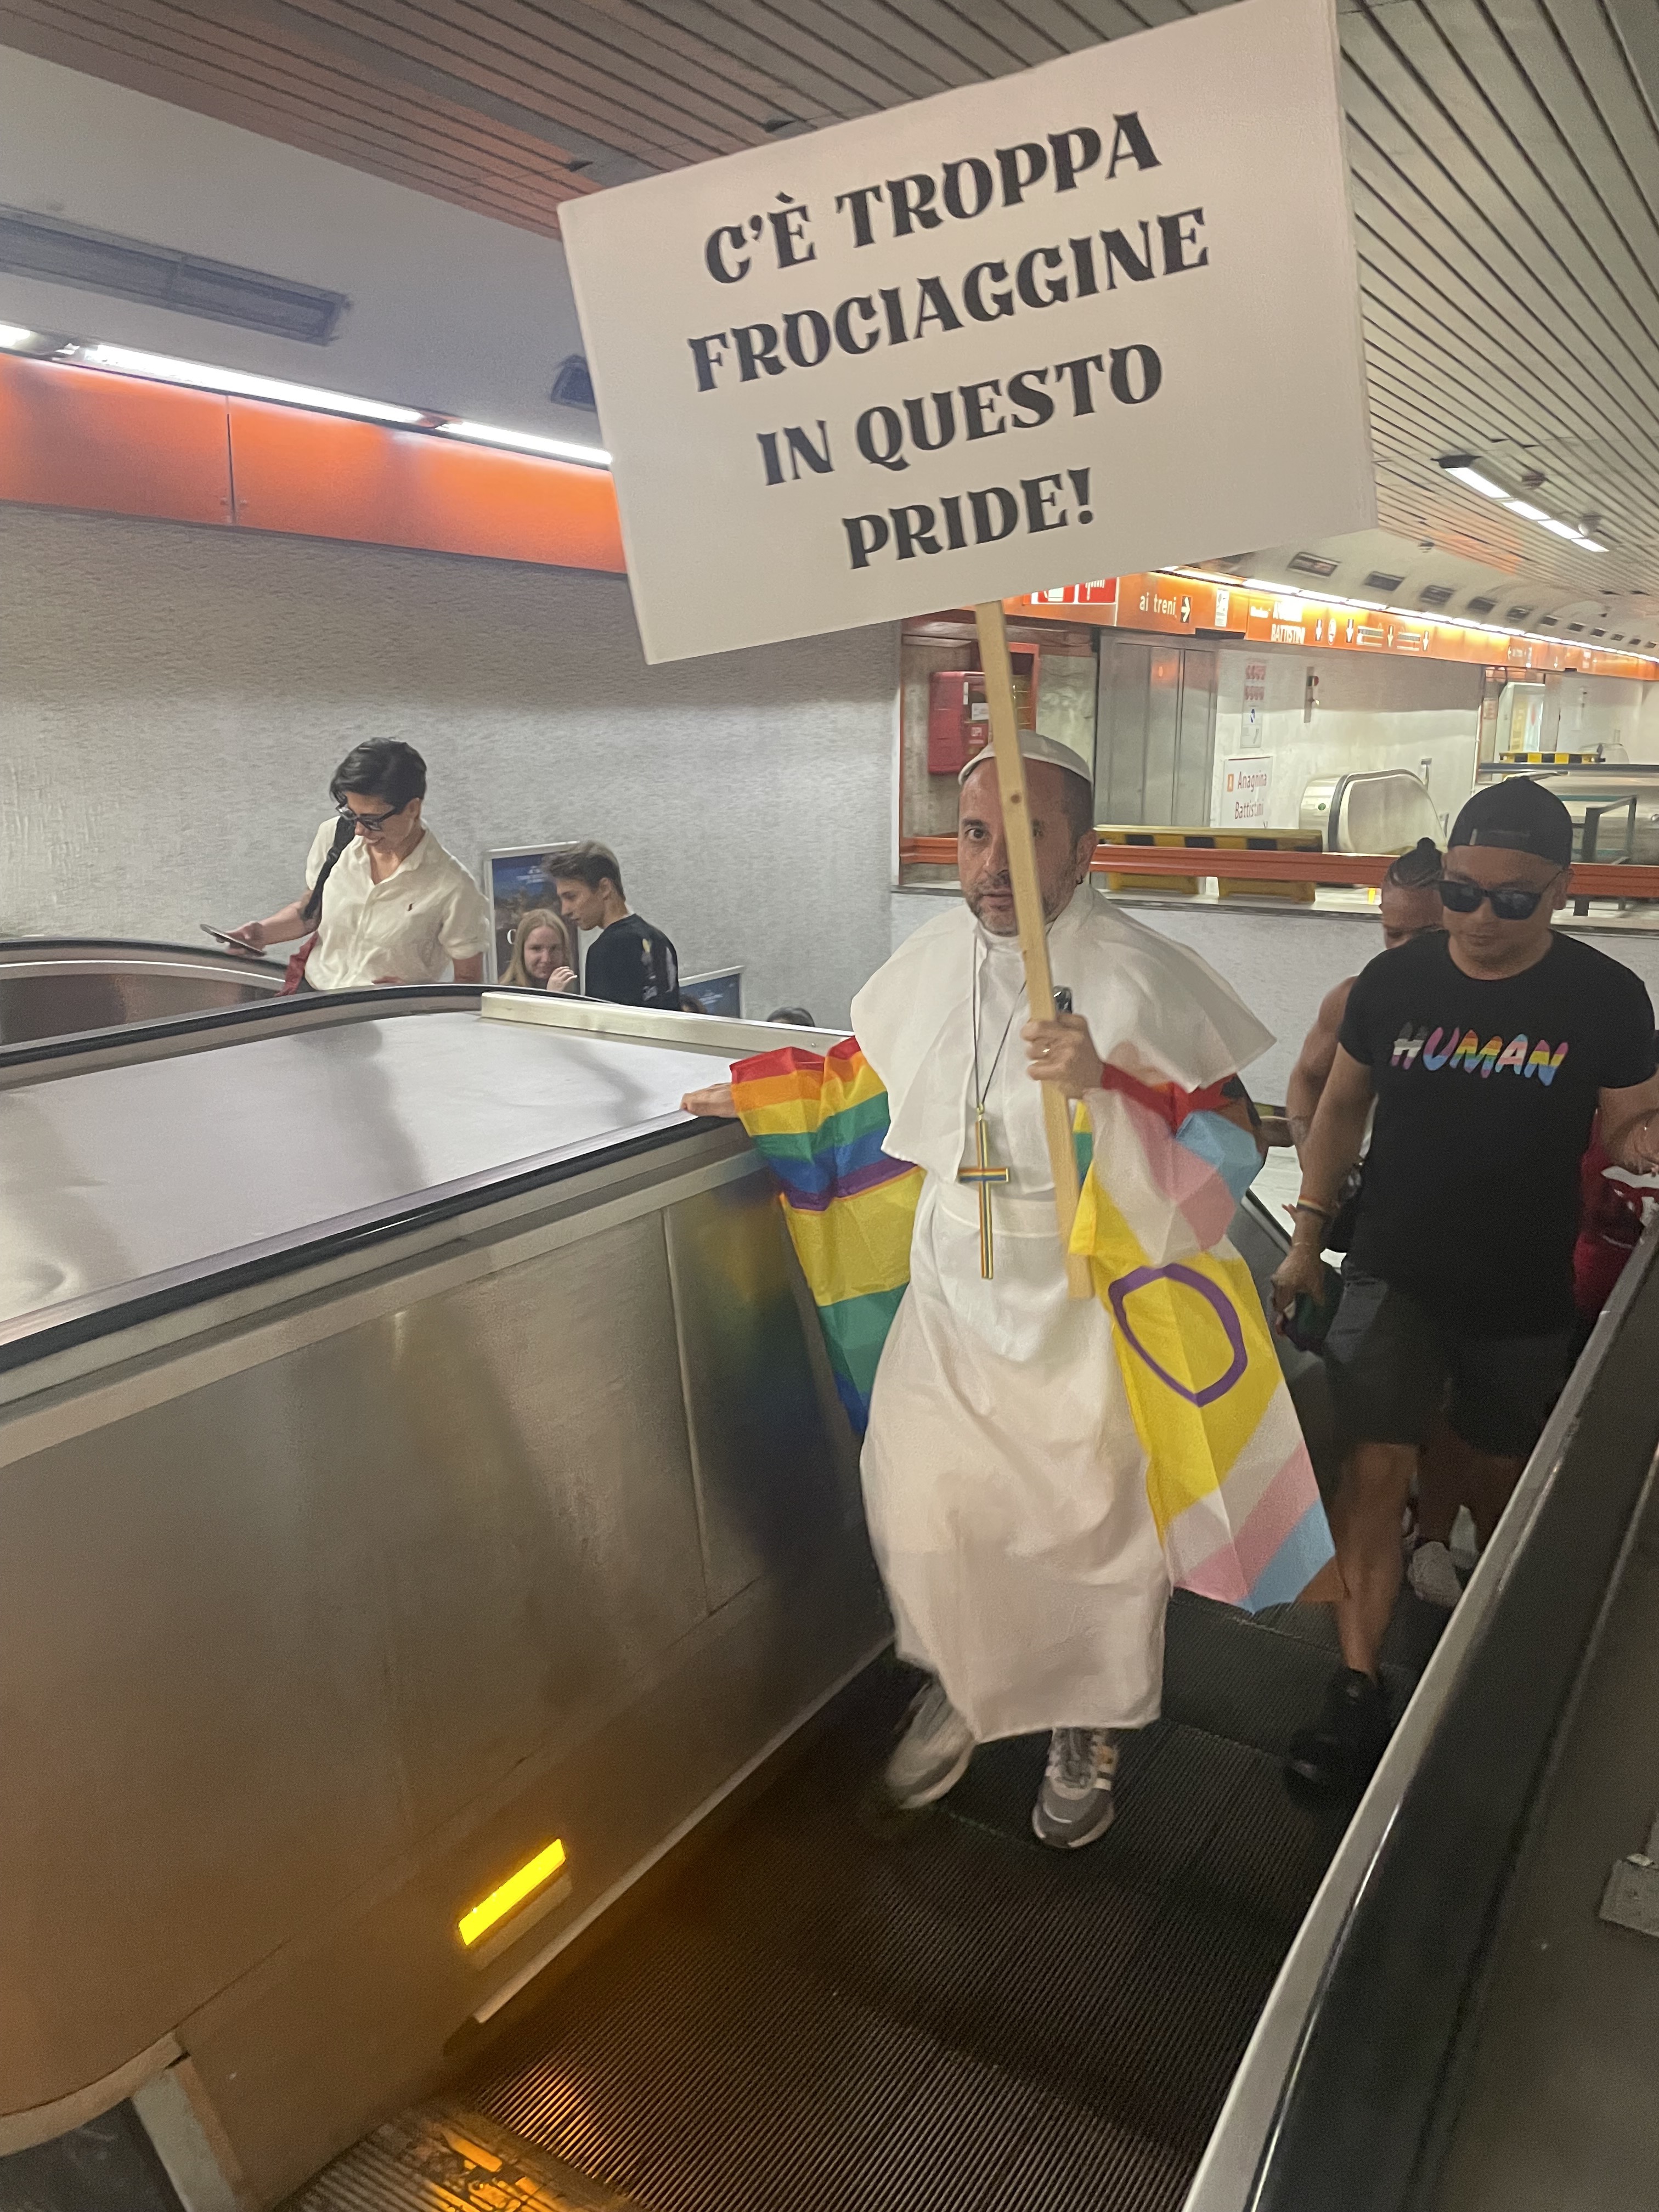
[1097, 1062, 1233, 1131]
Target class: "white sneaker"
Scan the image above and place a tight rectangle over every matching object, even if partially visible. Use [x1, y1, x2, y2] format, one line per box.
[882, 1680, 975, 1809]
[1031, 1728, 1119, 1849]
[1408, 1538, 1463, 1610]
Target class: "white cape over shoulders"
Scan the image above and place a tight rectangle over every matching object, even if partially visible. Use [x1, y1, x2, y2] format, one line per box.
[855, 888, 1273, 1182]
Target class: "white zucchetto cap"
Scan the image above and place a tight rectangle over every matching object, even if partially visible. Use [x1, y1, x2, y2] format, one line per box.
[957, 730, 1094, 791]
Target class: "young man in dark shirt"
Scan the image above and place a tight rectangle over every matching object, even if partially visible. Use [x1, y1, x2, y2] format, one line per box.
[1283, 839, 1446, 1154]
[1273, 777, 1659, 1793]
[550, 842, 680, 1011]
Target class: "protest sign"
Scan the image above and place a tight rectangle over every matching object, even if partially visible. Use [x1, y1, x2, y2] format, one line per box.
[560, 0, 1374, 665]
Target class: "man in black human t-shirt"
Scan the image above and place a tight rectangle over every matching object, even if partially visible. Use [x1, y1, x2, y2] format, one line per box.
[1273, 777, 1659, 1795]
[550, 841, 680, 1010]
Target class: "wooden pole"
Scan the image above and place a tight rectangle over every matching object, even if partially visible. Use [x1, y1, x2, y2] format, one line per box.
[973, 599, 1092, 1301]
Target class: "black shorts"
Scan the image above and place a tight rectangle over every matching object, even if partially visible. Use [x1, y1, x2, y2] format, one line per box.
[1324, 1266, 1572, 1459]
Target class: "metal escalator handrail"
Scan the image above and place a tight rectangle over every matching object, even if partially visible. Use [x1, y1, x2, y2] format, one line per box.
[0, 986, 803, 1369]
[1238, 1187, 1291, 1251]
[0, 1111, 729, 1375]
[0, 934, 281, 966]
[0, 981, 832, 1085]
[1185, 1218, 1659, 2212]
[0, 981, 482, 1084]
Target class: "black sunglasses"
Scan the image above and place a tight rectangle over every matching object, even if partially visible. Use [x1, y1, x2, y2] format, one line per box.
[337, 802, 403, 832]
[1438, 871, 1561, 922]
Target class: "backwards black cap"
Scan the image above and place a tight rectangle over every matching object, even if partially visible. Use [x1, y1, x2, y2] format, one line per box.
[1448, 776, 1573, 868]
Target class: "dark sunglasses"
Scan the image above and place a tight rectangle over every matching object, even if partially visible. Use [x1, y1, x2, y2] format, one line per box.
[337, 802, 403, 832]
[1438, 871, 1560, 921]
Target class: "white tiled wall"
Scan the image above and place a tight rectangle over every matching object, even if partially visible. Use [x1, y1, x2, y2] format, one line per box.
[1, 507, 899, 1028]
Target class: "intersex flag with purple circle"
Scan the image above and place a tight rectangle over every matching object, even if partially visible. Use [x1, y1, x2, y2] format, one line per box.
[1073, 1070, 1334, 1611]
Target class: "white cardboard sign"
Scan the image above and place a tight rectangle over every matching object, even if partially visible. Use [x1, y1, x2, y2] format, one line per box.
[1220, 753, 1274, 828]
[561, 0, 1374, 665]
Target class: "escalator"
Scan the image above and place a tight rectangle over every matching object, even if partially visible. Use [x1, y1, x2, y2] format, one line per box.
[1, 983, 1652, 2212]
[290, 1654, 1339, 2212]
[281, 1198, 1659, 2212]
[418, 1627, 1347, 2212]
[272, 1188, 1436, 2212]
[0, 934, 282, 1044]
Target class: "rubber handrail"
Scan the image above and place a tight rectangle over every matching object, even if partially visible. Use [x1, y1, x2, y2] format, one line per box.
[0, 981, 479, 1075]
[1244, 1235, 1659, 2211]
[0, 1116, 709, 1376]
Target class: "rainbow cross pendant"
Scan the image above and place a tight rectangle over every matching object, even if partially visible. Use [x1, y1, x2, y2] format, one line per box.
[958, 1105, 1012, 1279]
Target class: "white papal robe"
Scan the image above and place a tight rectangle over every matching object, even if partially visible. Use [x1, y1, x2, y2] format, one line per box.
[853, 882, 1274, 1741]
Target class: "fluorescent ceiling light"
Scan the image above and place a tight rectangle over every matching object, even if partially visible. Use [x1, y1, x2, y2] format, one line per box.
[1443, 463, 1509, 499]
[0, 322, 36, 348]
[1505, 499, 1549, 521]
[76, 343, 425, 424]
[1578, 537, 1608, 552]
[439, 419, 611, 468]
[1537, 515, 1583, 540]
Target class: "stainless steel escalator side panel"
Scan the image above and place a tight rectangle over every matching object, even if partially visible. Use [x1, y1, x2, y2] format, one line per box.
[1183, 1219, 1659, 2212]
[0, 936, 284, 1046]
[0, 1008, 739, 1364]
[665, 1176, 864, 1611]
[0, 1011, 888, 2209]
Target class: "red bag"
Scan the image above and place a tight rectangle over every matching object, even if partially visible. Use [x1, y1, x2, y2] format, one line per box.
[280, 932, 319, 995]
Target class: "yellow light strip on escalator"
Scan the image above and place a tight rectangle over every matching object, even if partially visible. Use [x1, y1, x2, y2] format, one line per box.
[458, 1838, 568, 1948]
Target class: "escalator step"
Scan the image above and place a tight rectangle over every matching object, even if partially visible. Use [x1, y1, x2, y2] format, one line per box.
[1161, 1588, 1427, 1749]
[284, 2103, 645, 2210]
[455, 1671, 1346, 2212]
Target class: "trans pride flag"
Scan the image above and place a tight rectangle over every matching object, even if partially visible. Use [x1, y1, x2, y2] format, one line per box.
[731, 1038, 922, 1429]
[731, 1043, 1333, 1613]
[1072, 1072, 1334, 1613]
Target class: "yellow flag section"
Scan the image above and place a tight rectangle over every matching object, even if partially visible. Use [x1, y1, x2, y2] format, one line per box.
[1073, 1085, 1335, 1611]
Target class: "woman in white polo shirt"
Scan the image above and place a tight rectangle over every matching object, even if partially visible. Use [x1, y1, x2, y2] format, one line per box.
[230, 741, 491, 989]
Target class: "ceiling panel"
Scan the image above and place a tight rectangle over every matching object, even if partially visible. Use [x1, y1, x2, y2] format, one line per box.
[1, 0, 1657, 624]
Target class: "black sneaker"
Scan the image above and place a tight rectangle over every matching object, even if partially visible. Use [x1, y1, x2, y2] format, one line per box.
[1286, 1668, 1388, 1798]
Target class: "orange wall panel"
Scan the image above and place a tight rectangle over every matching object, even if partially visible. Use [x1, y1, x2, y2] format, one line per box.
[0, 354, 232, 524]
[226, 400, 624, 573]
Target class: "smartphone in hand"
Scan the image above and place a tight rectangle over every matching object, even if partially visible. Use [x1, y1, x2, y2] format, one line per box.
[201, 922, 260, 955]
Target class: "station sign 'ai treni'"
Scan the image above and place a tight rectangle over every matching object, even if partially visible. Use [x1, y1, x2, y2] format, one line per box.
[561, 0, 1377, 665]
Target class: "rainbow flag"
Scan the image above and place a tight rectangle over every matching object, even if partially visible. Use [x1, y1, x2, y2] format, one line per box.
[1071, 1077, 1333, 1611]
[731, 1039, 922, 1429]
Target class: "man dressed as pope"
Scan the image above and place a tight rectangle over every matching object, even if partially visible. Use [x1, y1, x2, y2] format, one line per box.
[686, 732, 1290, 1850]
